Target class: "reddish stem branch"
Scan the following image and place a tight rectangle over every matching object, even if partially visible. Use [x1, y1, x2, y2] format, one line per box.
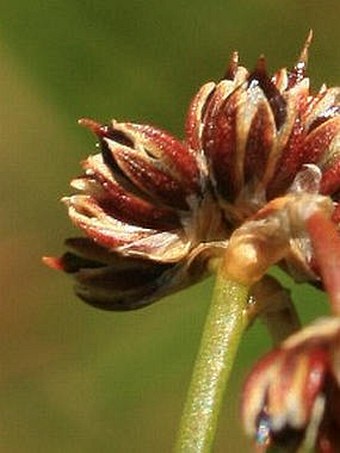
[307, 211, 340, 315]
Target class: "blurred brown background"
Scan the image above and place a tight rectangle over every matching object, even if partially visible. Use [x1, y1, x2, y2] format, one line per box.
[0, 1, 338, 451]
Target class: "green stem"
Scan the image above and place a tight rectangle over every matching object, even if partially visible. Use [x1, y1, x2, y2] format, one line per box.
[174, 267, 251, 453]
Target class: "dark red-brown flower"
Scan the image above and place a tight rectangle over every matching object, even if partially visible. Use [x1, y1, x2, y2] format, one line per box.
[242, 317, 340, 452]
[45, 36, 340, 309]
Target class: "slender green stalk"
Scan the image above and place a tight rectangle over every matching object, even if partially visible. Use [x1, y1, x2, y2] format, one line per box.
[175, 267, 251, 453]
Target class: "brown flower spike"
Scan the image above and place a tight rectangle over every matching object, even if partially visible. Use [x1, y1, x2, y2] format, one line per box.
[45, 35, 340, 311]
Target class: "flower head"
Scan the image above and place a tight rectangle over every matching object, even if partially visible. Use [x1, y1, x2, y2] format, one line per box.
[45, 35, 340, 309]
[242, 317, 340, 452]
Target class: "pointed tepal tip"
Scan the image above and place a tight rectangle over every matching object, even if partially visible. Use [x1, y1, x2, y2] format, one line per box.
[42, 256, 64, 270]
[224, 50, 239, 80]
[255, 54, 267, 75]
[249, 54, 269, 85]
[296, 29, 313, 70]
[61, 196, 72, 207]
[78, 118, 107, 138]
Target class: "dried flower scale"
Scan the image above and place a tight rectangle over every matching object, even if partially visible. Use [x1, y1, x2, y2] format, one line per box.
[45, 34, 340, 451]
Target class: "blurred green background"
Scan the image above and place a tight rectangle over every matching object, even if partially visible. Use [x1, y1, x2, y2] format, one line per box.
[1, 1, 338, 451]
